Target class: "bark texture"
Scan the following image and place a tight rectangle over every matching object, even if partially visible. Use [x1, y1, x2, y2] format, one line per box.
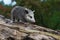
[0, 17, 60, 40]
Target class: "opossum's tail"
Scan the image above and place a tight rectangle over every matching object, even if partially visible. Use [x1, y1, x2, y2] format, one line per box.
[11, 9, 13, 21]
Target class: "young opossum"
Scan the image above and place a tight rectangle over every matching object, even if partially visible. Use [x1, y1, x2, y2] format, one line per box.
[11, 6, 35, 23]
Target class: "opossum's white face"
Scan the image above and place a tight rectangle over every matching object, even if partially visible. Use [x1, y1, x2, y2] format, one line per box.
[25, 9, 35, 23]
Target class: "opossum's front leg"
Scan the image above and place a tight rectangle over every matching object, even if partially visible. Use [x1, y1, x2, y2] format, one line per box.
[13, 16, 15, 23]
[11, 15, 15, 23]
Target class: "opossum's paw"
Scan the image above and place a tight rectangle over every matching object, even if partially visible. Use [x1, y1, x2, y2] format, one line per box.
[18, 22, 25, 24]
[17, 20, 25, 24]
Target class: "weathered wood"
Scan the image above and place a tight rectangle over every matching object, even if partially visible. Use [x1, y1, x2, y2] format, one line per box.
[0, 18, 60, 40]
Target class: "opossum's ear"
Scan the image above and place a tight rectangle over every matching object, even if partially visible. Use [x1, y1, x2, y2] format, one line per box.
[25, 10, 28, 14]
[33, 10, 35, 13]
[25, 8, 28, 10]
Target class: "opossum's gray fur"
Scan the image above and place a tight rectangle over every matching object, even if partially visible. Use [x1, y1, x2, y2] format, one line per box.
[11, 6, 35, 23]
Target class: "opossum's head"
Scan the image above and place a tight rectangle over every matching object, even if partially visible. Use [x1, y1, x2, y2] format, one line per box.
[25, 8, 35, 23]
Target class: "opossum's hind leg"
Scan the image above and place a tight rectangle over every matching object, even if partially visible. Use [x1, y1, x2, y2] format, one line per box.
[13, 16, 16, 23]
[11, 15, 15, 23]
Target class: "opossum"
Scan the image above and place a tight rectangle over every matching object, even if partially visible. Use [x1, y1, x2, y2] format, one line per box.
[11, 6, 35, 23]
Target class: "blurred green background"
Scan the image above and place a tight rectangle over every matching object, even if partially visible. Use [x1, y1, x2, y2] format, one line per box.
[0, 0, 60, 30]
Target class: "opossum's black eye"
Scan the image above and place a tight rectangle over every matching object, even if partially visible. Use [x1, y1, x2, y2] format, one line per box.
[29, 16, 32, 18]
[25, 10, 28, 14]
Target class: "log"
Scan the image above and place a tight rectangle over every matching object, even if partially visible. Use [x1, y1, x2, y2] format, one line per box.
[0, 18, 60, 40]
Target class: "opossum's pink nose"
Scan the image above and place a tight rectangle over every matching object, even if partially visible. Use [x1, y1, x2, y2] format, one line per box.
[31, 20, 35, 23]
[32, 20, 35, 23]
[34, 20, 35, 22]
